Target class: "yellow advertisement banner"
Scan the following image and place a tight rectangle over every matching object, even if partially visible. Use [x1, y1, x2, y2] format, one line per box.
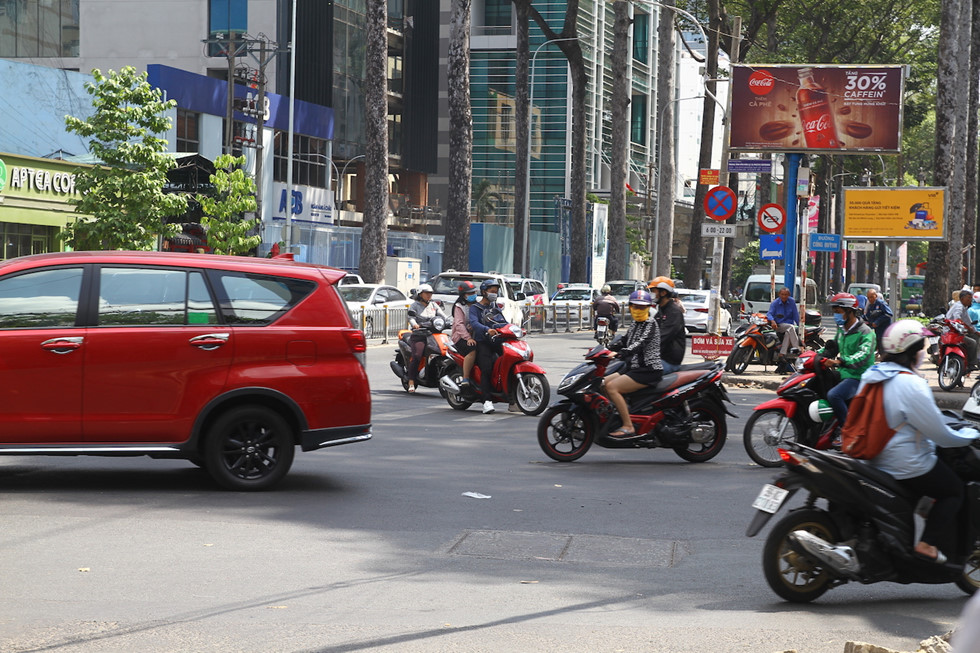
[842, 187, 946, 240]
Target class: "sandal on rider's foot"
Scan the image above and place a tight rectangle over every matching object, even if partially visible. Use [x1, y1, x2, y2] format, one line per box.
[407, 382, 416, 394]
[608, 427, 637, 439]
[913, 549, 948, 565]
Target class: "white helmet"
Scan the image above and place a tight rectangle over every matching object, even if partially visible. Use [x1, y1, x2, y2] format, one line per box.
[973, 291, 980, 304]
[417, 284, 433, 294]
[881, 319, 929, 354]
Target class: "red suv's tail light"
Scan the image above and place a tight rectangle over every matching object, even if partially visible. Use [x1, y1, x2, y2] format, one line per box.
[344, 328, 367, 366]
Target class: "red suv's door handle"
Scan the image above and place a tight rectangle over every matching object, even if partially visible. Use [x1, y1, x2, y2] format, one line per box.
[189, 333, 230, 350]
[41, 336, 84, 353]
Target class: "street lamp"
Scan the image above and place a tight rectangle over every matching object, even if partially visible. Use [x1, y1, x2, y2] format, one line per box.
[522, 36, 581, 277]
[337, 154, 366, 209]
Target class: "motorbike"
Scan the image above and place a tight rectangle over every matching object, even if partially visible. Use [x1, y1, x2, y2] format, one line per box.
[746, 424, 980, 603]
[937, 317, 974, 391]
[537, 344, 736, 463]
[390, 315, 453, 394]
[742, 346, 842, 467]
[725, 310, 826, 375]
[594, 315, 613, 346]
[438, 322, 550, 415]
[924, 315, 944, 366]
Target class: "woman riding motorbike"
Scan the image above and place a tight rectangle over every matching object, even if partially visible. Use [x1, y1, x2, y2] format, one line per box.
[451, 281, 479, 387]
[604, 290, 663, 439]
[856, 319, 980, 564]
[406, 284, 449, 393]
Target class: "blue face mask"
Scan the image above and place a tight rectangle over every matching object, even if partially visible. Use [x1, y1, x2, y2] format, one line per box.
[834, 312, 845, 326]
[466, 294, 477, 303]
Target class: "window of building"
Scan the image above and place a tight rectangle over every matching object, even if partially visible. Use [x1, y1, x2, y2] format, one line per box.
[484, 0, 511, 27]
[388, 113, 402, 158]
[176, 110, 200, 153]
[1, 223, 58, 260]
[632, 12, 649, 64]
[273, 132, 328, 188]
[0, 0, 80, 57]
[388, 54, 403, 95]
[630, 94, 648, 146]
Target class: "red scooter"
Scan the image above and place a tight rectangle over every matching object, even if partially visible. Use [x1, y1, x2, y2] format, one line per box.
[438, 323, 550, 415]
[742, 347, 842, 467]
[937, 318, 973, 390]
[537, 345, 735, 463]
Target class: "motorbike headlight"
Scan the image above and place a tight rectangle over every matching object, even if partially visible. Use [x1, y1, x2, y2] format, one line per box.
[558, 372, 584, 391]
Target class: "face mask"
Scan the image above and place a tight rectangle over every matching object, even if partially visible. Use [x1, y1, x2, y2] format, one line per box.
[833, 312, 844, 326]
[630, 307, 649, 322]
[485, 292, 498, 302]
[466, 294, 477, 303]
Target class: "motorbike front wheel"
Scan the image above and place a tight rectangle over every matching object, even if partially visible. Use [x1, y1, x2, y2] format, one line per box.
[673, 401, 727, 463]
[515, 373, 550, 416]
[956, 547, 980, 596]
[537, 405, 594, 462]
[763, 509, 841, 603]
[939, 354, 965, 391]
[727, 345, 753, 374]
[743, 409, 800, 467]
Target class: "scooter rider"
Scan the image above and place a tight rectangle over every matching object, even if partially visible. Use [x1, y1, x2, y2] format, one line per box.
[856, 319, 980, 564]
[451, 281, 479, 387]
[947, 289, 980, 371]
[406, 284, 449, 393]
[592, 285, 620, 335]
[470, 279, 508, 414]
[767, 287, 801, 373]
[821, 292, 875, 427]
[604, 290, 664, 439]
[649, 276, 685, 373]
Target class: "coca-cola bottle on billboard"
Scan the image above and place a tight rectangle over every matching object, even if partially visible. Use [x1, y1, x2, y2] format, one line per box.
[797, 67, 840, 148]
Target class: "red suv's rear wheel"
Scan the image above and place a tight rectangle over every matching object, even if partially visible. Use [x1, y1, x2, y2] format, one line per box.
[205, 406, 296, 491]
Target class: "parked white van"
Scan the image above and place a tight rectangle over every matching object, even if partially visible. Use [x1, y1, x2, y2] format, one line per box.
[741, 274, 819, 316]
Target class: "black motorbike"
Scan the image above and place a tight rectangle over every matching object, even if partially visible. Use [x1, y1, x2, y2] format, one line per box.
[746, 426, 980, 603]
[537, 344, 736, 463]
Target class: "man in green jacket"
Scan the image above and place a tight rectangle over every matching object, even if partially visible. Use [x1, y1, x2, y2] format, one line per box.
[822, 292, 876, 426]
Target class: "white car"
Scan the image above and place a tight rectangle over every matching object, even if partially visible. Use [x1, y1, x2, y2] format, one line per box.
[550, 284, 600, 325]
[503, 275, 550, 309]
[676, 289, 732, 335]
[338, 284, 411, 338]
[428, 271, 524, 325]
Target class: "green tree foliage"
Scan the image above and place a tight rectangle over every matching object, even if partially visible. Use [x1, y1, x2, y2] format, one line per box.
[196, 154, 260, 255]
[473, 178, 501, 222]
[64, 66, 187, 250]
[731, 240, 761, 291]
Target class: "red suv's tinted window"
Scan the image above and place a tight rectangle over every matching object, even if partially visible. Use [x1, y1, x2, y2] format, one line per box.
[97, 267, 218, 326]
[0, 267, 83, 328]
[212, 272, 317, 324]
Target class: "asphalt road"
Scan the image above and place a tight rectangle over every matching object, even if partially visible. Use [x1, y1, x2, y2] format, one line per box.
[0, 332, 972, 653]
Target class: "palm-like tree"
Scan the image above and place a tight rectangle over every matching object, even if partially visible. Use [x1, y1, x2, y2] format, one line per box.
[473, 178, 502, 222]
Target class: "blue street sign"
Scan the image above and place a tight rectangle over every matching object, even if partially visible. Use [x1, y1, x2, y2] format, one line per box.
[759, 234, 785, 260]
[726, 159, 773, 174]
[808, 233, 841, 252]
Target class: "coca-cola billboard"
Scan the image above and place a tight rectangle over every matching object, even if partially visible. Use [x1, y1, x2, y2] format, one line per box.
[729, 65, 905, 153]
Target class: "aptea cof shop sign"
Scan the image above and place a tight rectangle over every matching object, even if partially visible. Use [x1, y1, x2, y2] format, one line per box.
[729, 65, 905, 153]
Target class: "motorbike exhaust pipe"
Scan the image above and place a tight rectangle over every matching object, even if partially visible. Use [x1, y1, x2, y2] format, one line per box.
[389, 361, 407, 380]
[439, 375, 460, 394]
[789, 530, 861, 577]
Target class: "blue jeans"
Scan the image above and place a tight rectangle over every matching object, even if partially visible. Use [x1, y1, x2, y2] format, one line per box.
[827, 377, 860, 424]
[662, 360, 680, 374]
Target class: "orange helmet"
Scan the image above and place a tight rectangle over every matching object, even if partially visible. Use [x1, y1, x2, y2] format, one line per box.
[648, 276, 675, 292]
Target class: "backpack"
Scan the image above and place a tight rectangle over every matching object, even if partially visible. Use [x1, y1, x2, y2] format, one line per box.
[840, 372, 910, 459]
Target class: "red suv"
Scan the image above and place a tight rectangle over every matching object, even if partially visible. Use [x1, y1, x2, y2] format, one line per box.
[0, 251, 371, 490]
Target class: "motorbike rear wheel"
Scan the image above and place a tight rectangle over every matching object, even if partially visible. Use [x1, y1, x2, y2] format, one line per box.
[938, 354, 965, 391]
[673, 401, 727, 462]
[743, 409, 800, 467]
[956, 547, 980, 596]
[515, 373, 550, 416]
[728, 345, 753, 374]
[444, 368, 474, 411]
[537, 405, 594, 462]
[763, 509, 840, 603]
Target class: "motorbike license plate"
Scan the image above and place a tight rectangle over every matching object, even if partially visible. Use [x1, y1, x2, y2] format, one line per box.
[751, 484, 789, 514]
[597, 325, 607, 335]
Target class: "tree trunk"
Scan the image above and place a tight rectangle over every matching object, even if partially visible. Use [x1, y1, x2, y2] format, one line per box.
[512, 1, 529, 276]
[359, 0, 390, 284]
[445, 0, 473, 272]
[924, 0, 966, 313]
[654, 7, 676, 278]
[966, 0, 980, 283]
[682, 0, 721, 290]
[606, 0, 630, 281]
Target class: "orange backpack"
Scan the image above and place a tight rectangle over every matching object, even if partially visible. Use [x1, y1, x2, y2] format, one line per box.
[840, 372, 910, 460]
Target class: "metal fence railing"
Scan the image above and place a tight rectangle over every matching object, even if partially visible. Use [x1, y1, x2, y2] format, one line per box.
[352, 303, 636, 343]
